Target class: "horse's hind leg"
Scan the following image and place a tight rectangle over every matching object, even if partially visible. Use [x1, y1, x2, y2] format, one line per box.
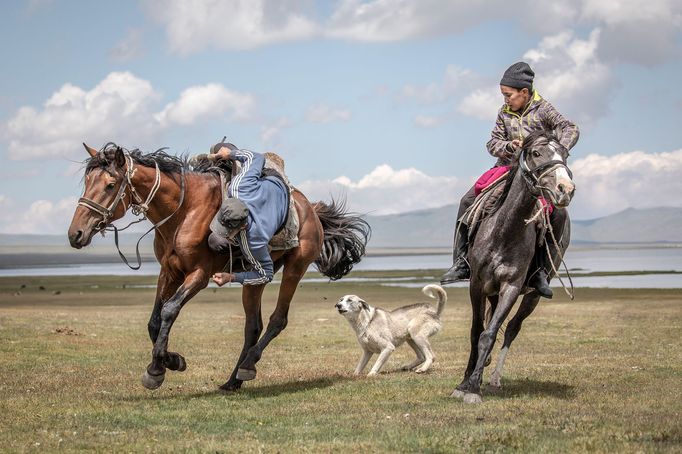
[141, 269, 208, 390]
[236, 262, 307, 381]
[220, 285, 264, 392]
[483, 295, 498, 367]
[489, 292, 540, 389]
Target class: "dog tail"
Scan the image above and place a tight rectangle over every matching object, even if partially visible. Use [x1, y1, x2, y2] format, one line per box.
[422, 284, 447, 317]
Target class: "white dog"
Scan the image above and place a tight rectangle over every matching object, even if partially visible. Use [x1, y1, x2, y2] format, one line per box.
[335, 284, 447, 376]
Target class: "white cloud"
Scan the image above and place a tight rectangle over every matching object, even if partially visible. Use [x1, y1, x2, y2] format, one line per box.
[524, 29, 616, 126]
[326, 0, 500, 42]
[298, 164, 470, 215]
[109, 28, 144, 62]
[457, 88, 501, 121]
[155, 83, 255, 127]
[569, 149, 682, 219]
[0, 197, 78, 234]
[4, 72, 161, 160]
[581, 0, 682, 65]
[260, 117, 292, 143]
[3, 73, 256, 160]
[305, 104, 352, 123]
[400, 65, 477, 104]
[146, 0, 319, 54]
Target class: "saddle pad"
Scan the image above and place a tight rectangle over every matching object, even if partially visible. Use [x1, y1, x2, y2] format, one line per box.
[475, 165, 510, 196]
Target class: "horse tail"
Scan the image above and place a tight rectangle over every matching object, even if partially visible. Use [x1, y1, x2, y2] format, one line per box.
[422, 284, 447, 317]
[313, 199, 371, 281]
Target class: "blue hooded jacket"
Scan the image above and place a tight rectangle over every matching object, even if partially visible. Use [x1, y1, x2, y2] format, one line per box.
[227, 149, 288, 285]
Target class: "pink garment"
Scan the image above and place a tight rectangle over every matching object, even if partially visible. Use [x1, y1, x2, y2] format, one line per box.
[474, 166, 510, 196]
[473, 165, 555, 214]
[538, 196, 554, 215]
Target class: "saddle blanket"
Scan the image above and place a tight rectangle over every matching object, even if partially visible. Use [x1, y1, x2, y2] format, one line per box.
[473, 165, 553, 215]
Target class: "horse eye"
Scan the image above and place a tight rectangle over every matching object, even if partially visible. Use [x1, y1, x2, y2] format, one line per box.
[533, 151, 541, 158]
[106, 183, 116, 190]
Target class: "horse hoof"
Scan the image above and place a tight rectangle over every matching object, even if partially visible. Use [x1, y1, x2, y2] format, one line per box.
[219, 381, 242, 393]
[463, 393, 483, 404]
[450, 389, 465, 399]
[141, 371, 165, 390]
[236, 368, 257, 381]
[165, 353, 187, 372]
[175, 355, 187, 372]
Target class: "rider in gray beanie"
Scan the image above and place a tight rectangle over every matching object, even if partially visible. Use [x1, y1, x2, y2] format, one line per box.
[499, 61, 535, 91]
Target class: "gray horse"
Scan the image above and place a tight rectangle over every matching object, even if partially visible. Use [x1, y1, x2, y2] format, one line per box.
[452, 129, 575, 404]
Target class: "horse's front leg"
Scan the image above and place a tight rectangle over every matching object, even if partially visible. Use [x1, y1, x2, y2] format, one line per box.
[459, 283, 521, 404]
[148, 269, 187, 372]
[489, 292, 540, 389]
[141, 269, 208, 390]
[236, 261, 307, 381]
[451, 283, 486, 399]
[219, 284, 264, 392]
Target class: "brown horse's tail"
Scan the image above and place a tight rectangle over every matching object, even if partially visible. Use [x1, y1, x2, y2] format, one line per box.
[313, 199, 371, 281]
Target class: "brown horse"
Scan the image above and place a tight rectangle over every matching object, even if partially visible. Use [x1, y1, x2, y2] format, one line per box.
[68, 143, 370, 392]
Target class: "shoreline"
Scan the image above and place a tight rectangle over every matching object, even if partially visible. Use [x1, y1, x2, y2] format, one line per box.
[2, 242, 682, 268]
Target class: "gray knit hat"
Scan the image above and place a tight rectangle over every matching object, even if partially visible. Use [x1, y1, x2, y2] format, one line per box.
[210, 198, 249, 237]
[500, 62, 534, 90]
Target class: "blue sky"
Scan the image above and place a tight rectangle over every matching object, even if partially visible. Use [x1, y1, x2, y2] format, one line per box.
[1, 0, 681, 234]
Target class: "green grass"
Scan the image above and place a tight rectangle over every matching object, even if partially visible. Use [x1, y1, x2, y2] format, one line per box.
[1, 274, 681, 452]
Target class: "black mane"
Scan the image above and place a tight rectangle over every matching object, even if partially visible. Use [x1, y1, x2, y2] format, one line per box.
[493, 128, 560, 209]
[83, 142, 227, 175]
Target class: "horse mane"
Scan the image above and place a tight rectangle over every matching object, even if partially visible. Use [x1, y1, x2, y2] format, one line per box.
[84, 142, 228, 176]
[492, 128, 560, 210]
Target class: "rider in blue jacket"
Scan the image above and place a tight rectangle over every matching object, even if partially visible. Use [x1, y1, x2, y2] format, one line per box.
[208, 144, 289, 286]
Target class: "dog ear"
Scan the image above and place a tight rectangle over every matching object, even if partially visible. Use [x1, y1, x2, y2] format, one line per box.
[359, 299, 369, 311]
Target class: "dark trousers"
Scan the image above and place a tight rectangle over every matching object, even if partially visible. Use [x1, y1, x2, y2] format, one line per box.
[457, 185, 477, 221]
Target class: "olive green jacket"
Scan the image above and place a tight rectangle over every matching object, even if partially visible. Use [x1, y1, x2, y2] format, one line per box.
[487, 91, 580, 166]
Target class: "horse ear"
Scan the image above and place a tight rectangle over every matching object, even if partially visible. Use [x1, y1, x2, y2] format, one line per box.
[114, 147, 126, 168]
[83, 143, 98, 157]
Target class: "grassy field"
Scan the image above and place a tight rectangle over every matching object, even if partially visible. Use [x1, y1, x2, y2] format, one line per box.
[1, 272, 681, 452]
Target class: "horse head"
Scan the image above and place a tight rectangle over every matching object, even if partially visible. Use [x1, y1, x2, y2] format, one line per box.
[67, 143, 130, 248]
[518, 130, 575, 208]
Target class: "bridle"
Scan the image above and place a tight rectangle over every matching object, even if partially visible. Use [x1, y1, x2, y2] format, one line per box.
[78, 153, 162, 231]
[519, 140, 573, 204]
[77, 150, 185, 269]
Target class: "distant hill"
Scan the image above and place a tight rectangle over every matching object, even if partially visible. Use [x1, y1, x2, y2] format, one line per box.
[1, 207, 680, 265]
[570, 207, 682, 243]
[365, 205, 682, 248]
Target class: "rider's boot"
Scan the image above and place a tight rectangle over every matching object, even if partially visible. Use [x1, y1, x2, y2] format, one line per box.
[529, 251, 553, 299]
[440, 224, 470, 285]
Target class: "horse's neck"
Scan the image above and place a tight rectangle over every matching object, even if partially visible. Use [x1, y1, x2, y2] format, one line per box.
[492, 170, 538, 233]
[129, 165, 184, 228]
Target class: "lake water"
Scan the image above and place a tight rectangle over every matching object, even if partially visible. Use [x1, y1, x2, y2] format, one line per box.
[1, 246, 681, 288]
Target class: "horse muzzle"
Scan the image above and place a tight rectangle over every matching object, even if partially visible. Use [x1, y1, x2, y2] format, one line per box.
[553, 179, 575, 208]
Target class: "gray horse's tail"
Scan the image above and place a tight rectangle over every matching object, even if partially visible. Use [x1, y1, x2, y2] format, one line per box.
[313, 199, 371, 281]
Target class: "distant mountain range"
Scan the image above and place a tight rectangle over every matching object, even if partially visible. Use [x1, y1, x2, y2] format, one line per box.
[1, 207, 680, 262]
[366, 205, 682, 248]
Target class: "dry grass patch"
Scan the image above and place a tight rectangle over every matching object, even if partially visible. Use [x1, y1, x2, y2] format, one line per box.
[0, 275, 680, 452]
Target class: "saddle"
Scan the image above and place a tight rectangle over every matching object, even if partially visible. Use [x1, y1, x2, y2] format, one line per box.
[462, 166, 552, 246]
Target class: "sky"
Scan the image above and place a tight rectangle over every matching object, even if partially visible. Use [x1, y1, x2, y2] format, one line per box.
[1, 0, 681, 234]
